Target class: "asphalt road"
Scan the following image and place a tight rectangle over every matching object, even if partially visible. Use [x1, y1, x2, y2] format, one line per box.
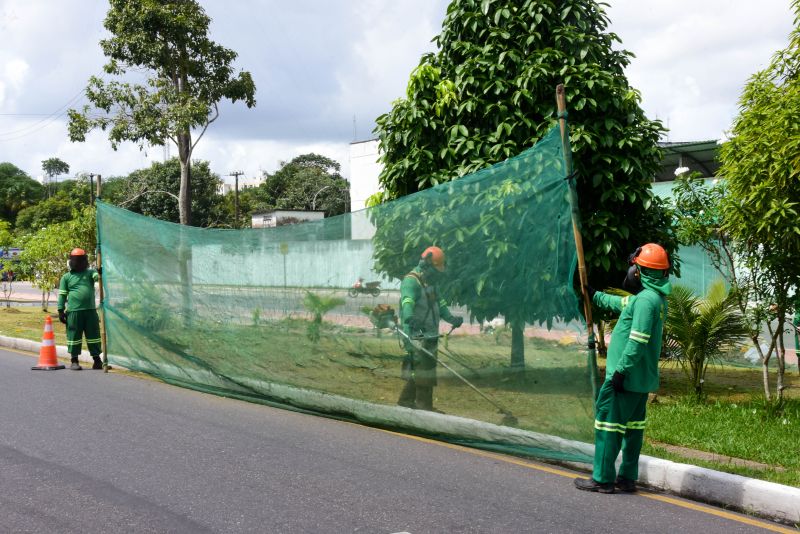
[0, 348, 787, 533]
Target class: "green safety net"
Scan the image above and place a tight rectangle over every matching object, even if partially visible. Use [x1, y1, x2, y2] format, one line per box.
[96, 125, 595, 463]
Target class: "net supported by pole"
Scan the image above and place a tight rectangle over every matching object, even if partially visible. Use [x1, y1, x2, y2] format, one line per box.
[556, 84, 600, 399]
[96, 123, 595, 462]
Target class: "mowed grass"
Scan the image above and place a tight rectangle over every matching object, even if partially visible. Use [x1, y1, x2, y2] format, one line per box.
[3, 307, 799, 486]
[105, 315, 595, 442]
[0, 307, 68, 346]
[604, 358, 800, 487]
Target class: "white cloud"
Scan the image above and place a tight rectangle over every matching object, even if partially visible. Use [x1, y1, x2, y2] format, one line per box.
[4, 58, 29, 89]
[0, 0, 795, 181]
[606, 0, 794, 140]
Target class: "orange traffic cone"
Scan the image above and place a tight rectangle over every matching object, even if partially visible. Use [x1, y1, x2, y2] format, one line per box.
[31, 315, 65, 370]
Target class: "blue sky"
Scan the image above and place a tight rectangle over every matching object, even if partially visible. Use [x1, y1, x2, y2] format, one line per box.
[0, 0, 794, 183]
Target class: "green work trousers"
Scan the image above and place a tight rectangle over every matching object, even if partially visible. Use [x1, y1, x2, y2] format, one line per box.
[592, 380, 648, 484]
[398, 338, 438, 409]
[66, 309, 101, 357]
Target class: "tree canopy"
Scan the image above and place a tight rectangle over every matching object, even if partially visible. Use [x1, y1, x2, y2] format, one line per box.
[68, 0, 256, 225]
[15, 193, 77, 234]
[111, 158, 223, 227]
[254, 154, 350, 217]
[374, 0, 676, 289]
[370, 0, 677, 367]
[41, 157, 70, 196]
[0, 163, 45, 224]
[715, 0, 800, 400]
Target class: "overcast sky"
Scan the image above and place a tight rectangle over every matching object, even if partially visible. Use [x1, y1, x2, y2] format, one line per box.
[0, 0, 794, 184]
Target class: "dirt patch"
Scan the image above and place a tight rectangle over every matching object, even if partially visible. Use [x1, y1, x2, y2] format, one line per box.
[649, 439, 786, 472]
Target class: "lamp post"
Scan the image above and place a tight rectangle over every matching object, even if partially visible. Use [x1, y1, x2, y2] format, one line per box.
[311, 185, 332, 211]
[311, 185, 351, 213]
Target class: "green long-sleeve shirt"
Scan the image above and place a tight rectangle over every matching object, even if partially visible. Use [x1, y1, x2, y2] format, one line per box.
[592, 283, 668, 394]
[57, 269, 99, 311]
[400, 267, 456, 337]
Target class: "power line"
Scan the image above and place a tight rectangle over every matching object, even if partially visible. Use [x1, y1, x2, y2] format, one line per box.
[0, 88, 86, 141]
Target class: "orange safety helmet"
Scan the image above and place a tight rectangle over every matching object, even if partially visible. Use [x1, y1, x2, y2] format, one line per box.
[421, 246, 445, 272]
[632, 243, 670, 270]
[70, 248, 86, 256]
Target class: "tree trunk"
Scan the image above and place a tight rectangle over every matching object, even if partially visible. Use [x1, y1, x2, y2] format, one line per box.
[776, 328, 786, 402]
[177, 131, 192, 226]
[762, 358, 772, 402]
[510, 321, 524, 370]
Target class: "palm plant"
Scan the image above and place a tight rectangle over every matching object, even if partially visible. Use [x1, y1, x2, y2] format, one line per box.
[302, 291, 345, 342]
[665, 280, 749, 396]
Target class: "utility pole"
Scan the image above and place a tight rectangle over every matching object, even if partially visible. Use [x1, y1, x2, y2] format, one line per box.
[88, 173, 96, 205]
[228, 171, 244, 228]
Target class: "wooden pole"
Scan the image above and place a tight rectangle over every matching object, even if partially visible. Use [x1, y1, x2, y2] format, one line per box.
[556, 84, 599, 398]
[95, 175, 110, 373]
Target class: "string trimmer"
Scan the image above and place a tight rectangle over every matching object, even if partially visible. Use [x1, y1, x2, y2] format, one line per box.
[394, 325, 519, 426]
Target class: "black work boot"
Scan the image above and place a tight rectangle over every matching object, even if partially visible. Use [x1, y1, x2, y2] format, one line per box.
[615, 477, 637, 493]
[415, 386, 434, 411]
[397, 381, 416, 408]
[92, 356, 103, 370]
[70, 357, 82, 371]
[574, 477, 614, 493]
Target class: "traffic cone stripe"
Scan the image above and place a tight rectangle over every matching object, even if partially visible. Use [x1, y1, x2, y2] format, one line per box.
[31, 315, 65, 371]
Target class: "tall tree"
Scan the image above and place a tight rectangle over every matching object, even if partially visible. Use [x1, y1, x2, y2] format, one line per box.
[717, 0, 800, 401]
[374, 0, 675, 287]
[371, 0, 676, 367]
[0, 163, 45, 224]
[41, 157, 70, 197]
[68, 0, 256, 225]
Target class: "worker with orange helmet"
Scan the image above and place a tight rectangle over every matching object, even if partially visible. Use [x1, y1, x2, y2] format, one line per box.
[57, 248, 102, 370]
[575, 243, 671, 494]
[397, 245, 463, 411]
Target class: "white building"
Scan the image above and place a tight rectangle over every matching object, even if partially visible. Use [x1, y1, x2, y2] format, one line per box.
[348, 139, 382, 239]
[348, 139, 382, 212]
[251, 210, 325, 228]
[218, 175, 264, 195]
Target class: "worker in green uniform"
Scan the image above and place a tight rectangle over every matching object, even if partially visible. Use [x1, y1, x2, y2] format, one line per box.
[575, 243, 671, 494]
[397, 246, 463, 411]
[58, 248, 103, 371]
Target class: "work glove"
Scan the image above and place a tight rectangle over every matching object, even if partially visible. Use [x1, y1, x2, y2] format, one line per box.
[611, 371, 626, 393]
[58, 310, 67, 325]
[450, 316, 464, 328]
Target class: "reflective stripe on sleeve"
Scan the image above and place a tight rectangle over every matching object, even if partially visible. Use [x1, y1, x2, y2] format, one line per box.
[629, 329, 650, 343]
[401, 297, 414, 307]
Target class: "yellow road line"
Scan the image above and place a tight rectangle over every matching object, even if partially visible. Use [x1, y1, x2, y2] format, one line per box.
[370, 426, 796, 533]
[638, 493, 797, 533]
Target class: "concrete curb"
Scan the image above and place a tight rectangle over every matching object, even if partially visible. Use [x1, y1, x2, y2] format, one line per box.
[0, 335, 126, 370]
[4, 335, 798, 525]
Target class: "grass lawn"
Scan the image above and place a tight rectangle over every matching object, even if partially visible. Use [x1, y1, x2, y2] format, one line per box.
[640, 361, 800, 487]
[2, 306, 798, 486]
